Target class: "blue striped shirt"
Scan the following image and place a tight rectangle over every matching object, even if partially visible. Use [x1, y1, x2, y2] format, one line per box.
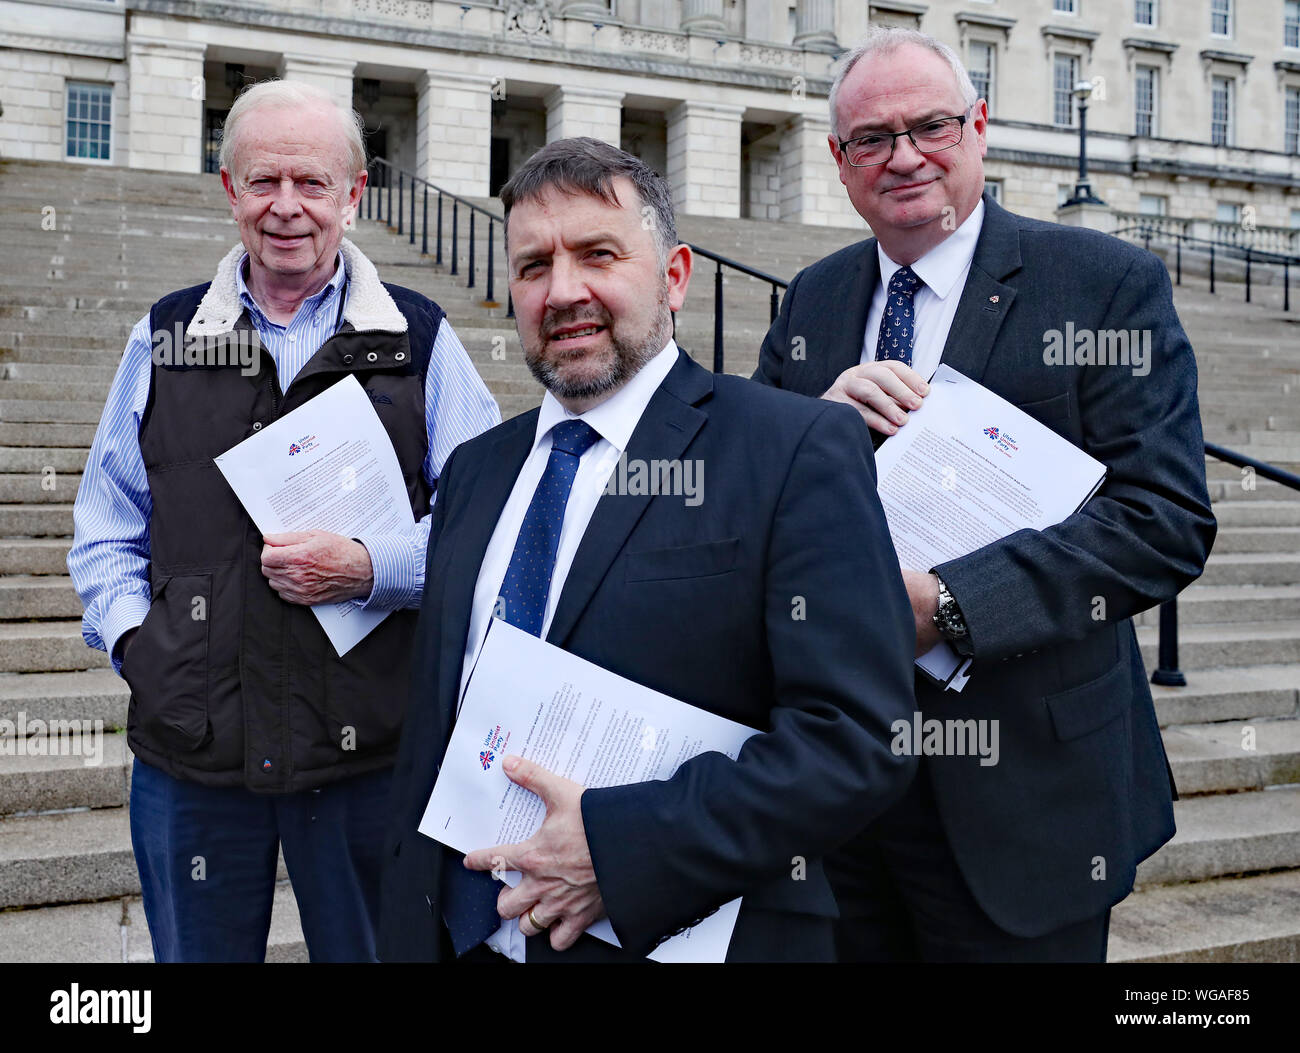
[69, 251, 500, 670]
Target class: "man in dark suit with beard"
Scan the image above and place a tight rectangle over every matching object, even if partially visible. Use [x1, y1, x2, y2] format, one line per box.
[378, 137, 918, 962]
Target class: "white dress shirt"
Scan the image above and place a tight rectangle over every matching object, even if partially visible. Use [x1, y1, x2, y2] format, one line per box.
[456, 338, 680, 962]
[861, 200, 985, 381]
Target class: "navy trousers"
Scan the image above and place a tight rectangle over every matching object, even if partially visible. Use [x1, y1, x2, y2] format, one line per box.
[129, 758, 391, 962]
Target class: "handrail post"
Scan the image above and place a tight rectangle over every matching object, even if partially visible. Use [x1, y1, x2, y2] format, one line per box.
[386, 169, 392, 227]
[1175, 235, 1181, 286]
[468, 211, 476, 289]
[1245, 247, 1251, 303]
[1150, 599, 1186, 687]
[451, 199, 459, 276]
[436, 193, 444, 266]
[769, 283, 779, 324]
[397, 172, 403, 236]
[485, 219, 496, 305]
[1286, 259, 1291, 312]
[1209, 243, 1216, 295]
[507, 288, 514, 319]
[409, 179, 416, 245]
[713, 260, 724, 374]
[421, 185, 428, 256]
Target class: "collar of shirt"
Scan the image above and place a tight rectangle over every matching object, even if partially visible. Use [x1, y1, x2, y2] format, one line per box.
[235, 251, 347, 329]
[876, 199, 985, 302]
[531, 339, 680, 456]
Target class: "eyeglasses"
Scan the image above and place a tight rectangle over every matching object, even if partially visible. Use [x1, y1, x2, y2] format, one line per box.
[837, 111, 971, 168]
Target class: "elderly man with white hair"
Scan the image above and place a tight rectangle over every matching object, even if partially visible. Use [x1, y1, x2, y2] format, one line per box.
[69, 80, 499, 962]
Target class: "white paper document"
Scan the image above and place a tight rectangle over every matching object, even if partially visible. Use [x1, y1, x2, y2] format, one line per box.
[419, 617, 759, 963]
[875, 364, 1106, 689]
[213, 375, 415, 657]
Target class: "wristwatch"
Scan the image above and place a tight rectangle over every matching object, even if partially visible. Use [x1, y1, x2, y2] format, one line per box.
[932, 574, 974, 657]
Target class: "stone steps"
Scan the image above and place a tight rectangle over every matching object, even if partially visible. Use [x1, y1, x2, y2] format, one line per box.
[0, 622, 111, 673]
[0, 880, 308, 963]
[0, 670, 129, 731]
[1138, 621, 1300, 670]
[1109, 869, 1300, 962]
[1135, 785, 1300, 888]
[1151, 665, 1300, 728]
[1164, 718, 1300, 794]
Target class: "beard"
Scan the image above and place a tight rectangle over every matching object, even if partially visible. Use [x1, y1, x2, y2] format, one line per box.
[523, 280, 671, 402]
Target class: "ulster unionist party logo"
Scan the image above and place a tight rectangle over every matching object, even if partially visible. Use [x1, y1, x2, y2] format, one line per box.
[982, 425, 1019, 457]
[288, 433, 320, 457]
[479, 724, 510, 771]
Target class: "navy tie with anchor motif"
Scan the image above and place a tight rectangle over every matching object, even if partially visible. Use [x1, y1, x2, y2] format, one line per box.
[440, 418, 602, 956]
[875, 265, 923, 368]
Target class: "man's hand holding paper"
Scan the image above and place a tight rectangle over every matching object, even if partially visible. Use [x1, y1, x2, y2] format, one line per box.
[463, 754, 604, 952]
[260, 529, 374, 605]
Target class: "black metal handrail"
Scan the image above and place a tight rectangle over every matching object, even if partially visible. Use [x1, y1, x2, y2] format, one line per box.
[362, 157, 510, 315]
[686, 244, 788, 374]
[1152, 443, 1300, 688]
[1115, 222, 1298, 311]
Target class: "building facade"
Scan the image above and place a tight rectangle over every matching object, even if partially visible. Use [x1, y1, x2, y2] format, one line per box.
[3, 0, 1300, 239]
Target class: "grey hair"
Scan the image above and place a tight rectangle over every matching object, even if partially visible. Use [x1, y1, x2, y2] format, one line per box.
[499, 137, 678, 264]
[828, 27, 979, 141]
[219, 79, 367, 181]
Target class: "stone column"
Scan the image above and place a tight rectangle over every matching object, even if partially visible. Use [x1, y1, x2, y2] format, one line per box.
[793, 0, 837, 52]
[277, 54, 358, 115]
[417, 71, 492, 197]
[544, 86, 625, 146]
[681, 0, 727, 35]
[126, 35, 206, 173]
[779, 113, 854, 226]
[666, 100, 743, 218]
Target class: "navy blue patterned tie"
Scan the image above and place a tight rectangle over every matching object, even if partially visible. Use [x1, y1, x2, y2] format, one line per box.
[440, 418, 602, 956]
[876, 266, 923, 368]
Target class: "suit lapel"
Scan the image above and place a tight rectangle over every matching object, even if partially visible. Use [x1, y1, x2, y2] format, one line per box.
[437, 417, 537, 729]
[546, 351, 712, 648]
[820, 241, 879, 394]
[937, 194, 1023, 384]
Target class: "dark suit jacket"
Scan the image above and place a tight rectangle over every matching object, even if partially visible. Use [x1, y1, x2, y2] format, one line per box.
[753, 193, 1217, 938]
[378, 350, 918, 961]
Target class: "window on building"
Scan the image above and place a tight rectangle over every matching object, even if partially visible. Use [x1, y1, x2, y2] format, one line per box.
[1054, 0, 1077, 13]
[1288, 0, 1300, 48]
[1287, 86, 1300, 153]
[1211, 77, 1234, 146]
[1054, 54, 1080, 127]
[1135, 0, 1156, 26]
[969, 41, 995, 113]
[985, 179, 1002, 203]
[1135, 66, 1157, 137]
[1211, 0, 1232, 37]
[1139, 194, 1168, 216]
[65, 82, 112, 161]
[1290, 208, 1300, 229]
[1216, 202, 1241, 224]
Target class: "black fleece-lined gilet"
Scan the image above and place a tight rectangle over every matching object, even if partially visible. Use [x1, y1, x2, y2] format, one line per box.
[123, 281, 443, 792]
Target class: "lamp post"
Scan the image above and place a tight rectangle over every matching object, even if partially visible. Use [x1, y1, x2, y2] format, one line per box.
[1067, 80, 1105, 206]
